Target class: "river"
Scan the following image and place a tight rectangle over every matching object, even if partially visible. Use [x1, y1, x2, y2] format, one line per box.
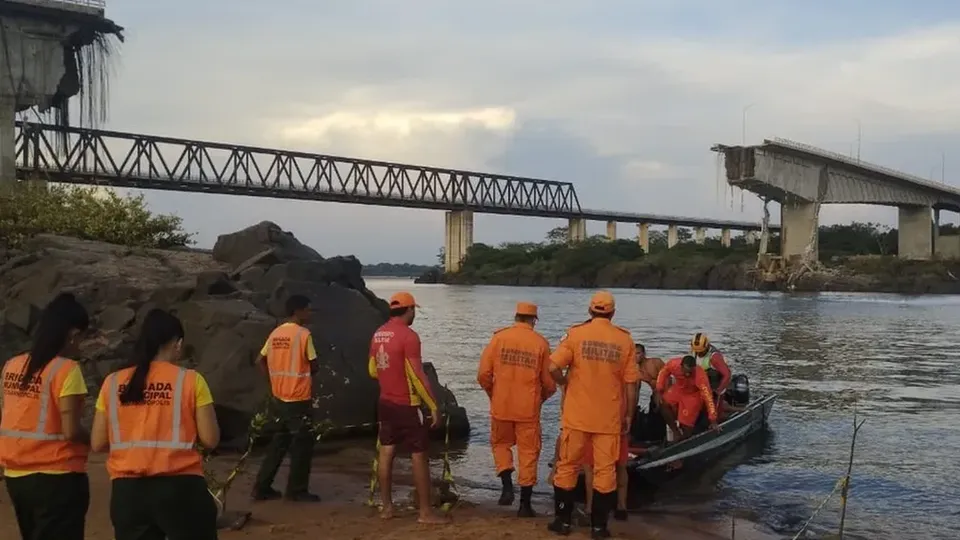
[366, 279, 960, 540]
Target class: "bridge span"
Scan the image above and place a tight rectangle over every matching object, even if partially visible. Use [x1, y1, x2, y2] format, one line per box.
[713, 139, 960, 261]
[12, 121, 776, 271]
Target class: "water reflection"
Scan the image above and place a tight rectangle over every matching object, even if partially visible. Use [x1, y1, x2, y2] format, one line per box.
[367, 280, 960, 540]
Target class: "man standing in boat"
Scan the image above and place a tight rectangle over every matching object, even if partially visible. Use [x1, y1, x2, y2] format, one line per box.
[655, 355, 719, 441]
[547, 291, 639, 539]
[690, 333, 731, 396]
[477, 301, 557, 518]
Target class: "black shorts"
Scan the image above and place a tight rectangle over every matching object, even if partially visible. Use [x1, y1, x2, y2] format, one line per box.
[378, 400, 429, 454]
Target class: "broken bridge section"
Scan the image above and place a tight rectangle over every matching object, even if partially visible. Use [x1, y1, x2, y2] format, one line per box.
[711, 138, 960, 261]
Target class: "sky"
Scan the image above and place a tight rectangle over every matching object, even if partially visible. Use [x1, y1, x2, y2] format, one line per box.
[53, 0, 960, 264]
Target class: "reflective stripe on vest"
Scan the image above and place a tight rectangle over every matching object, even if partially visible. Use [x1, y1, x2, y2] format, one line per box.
[0, 357, 68, 441]
[270, 327, 310, 379]
[108, 367, 194, 451]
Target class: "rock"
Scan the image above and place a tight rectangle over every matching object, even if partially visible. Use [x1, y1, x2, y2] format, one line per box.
[213, 221, 322, 267]
[97, 305, 136, 332]
[414, 267, 443, 284]
[0, 226, 470, 448]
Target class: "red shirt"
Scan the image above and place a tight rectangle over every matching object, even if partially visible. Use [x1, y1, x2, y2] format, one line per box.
[367, 318, 438, 410]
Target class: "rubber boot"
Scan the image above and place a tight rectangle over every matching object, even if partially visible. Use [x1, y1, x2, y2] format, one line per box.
[546, 486, 573, 536]
[498, 469, 515, 506]
[589, 491, 613, 539]
[517, 486, 536, 518]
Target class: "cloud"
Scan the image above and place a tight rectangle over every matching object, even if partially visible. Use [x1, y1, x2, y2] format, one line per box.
[80, 1, 960, 262]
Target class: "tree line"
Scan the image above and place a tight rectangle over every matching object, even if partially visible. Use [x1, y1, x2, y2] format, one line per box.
[447, 221, 931, 278]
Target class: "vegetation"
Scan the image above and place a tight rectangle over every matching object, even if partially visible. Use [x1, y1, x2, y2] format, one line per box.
[0, 182, 193, 250]
[445, 222, 934, 287]
[362, 262, 437, 277]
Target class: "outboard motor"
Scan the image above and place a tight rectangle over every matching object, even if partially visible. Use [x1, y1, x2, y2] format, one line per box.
[726, 374, 750, 406]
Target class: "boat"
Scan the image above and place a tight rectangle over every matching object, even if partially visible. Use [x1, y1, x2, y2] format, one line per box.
[624, 390, 776, 485]
[572, 374, 776, 492]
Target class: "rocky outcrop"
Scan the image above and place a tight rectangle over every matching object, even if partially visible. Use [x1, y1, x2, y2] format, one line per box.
[0, 222, 469, 449]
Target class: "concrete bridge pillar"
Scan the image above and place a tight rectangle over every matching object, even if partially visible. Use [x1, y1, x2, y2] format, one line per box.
[567, 217, 587, 243]
[745, 231, 757, 245]
[637, 223, 649, 253]
[898, 205, 933, 260]
[667, 224, 679, 248]
[606, 220, 617, 241]
[694, 227, 706, 244]
[443, 210, 474, 272]
[781, 199, 819, 261]
[721, 228, 731, 247]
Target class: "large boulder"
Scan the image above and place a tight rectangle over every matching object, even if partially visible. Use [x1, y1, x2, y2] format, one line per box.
[0, 224, 469, 448]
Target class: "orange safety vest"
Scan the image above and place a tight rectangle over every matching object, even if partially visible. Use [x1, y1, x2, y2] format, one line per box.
[103, 362, 203, 479]
[266, 324, 312, 402]
[0, 354, 88, 473]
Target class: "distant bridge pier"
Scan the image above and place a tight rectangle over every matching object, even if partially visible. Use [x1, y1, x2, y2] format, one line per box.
[781, 199, 819, 261]
[444, 210, 474, 272]
[898, 205, 933, 260]
[568, 217, 587, 243]
[667, 224, 679, 248]
[637, 223, 649, 252]
[721, 228, 732, 247]
[605, 220, 617, 241]
[694, 227, 706, 244]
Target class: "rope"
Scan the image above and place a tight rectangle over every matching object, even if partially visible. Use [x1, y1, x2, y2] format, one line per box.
[790, 477, 848, 540]
[364, 413, 460, 513]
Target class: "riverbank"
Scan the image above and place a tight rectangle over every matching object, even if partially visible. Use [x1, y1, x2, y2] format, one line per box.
[419, 247, 960, 294]
[0, 443, 776, 540]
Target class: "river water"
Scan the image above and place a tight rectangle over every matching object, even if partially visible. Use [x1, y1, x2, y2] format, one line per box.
[366, 279, 960, 540]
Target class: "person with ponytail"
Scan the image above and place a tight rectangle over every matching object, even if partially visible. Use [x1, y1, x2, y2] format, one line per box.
[0, 292, 93, 540]
[91, 308, 220, 540]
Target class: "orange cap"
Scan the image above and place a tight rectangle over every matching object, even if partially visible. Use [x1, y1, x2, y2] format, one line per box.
[389, 291, 418, 309]
[589, 291, 615, 315]
[515, 302, 538, 317]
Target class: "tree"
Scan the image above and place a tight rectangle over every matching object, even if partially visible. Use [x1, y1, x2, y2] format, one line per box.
[0, 183, 193, 249]
[436, 246, 446, 266]
[545, 226, 568, 244]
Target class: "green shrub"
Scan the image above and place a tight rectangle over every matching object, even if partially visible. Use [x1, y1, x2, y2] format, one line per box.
[0, 182, 193, 249]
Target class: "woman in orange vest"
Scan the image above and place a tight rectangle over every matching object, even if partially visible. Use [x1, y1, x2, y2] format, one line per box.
[91, 308, 221, 540]
[0, 293, 92, 540]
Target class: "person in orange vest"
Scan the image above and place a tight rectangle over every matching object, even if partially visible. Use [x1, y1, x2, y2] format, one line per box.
[0, 293, 92, 540]
[367, 291, 448, 524]
[654, 355, 719, 441]
[547, 291, 640, 539]
[251, 294, 321, 502]
[90, 308, 221, 540]
[477, 301, 556, 517]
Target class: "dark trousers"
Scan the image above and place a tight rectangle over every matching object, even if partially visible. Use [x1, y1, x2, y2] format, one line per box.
[5, 472, 89, 540]
[111, 475, 218, 540]
[253, 398, 315, 495]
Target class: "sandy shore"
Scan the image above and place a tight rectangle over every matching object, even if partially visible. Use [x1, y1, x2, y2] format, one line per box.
[0, 443, 778, 539]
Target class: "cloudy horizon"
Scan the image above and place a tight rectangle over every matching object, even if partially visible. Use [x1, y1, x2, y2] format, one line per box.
[47, 0, 960, 264]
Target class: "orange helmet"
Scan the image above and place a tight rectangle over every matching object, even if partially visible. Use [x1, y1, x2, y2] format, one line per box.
[691, 333, 710, 355]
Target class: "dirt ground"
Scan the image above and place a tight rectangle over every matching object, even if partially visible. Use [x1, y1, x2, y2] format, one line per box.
[0, 445, 778, 540]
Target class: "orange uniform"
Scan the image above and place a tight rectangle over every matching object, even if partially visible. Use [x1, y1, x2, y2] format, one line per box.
[656, 357, 717, 428]
[97, 361, 206, 479]
[477, 305, 556, 488]
[0, 354, 89, 474]
[551, 313, 639, 494]
[262, 322, 318, 403]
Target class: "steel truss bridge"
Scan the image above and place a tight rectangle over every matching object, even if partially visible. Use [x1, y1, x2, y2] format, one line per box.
[13, 121, 776, 232]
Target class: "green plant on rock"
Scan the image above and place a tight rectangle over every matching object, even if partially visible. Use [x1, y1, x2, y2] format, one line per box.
[0, 182, 193, 249]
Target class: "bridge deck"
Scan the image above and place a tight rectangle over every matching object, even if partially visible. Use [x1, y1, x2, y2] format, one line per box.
[14, 121, 775, 231]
